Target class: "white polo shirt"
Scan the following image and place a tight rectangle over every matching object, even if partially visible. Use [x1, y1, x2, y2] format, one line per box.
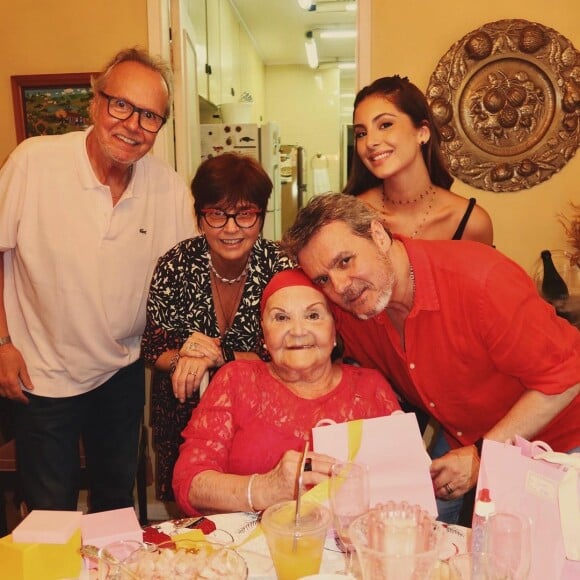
[0, 129, 196, 396]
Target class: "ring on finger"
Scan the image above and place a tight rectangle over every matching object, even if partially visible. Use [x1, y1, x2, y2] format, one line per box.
[187, 341, 198, 351]
[444, 482, 454, 495]
[304, 458, 312, 472]
[188, 370, 197, 377]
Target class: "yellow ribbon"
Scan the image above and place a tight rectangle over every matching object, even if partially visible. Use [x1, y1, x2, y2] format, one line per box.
[304, 418, 364, 503]
[238, 421, 365, 544]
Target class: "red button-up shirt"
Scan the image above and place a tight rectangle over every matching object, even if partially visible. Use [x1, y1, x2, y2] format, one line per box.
[333, 237, 580, 451]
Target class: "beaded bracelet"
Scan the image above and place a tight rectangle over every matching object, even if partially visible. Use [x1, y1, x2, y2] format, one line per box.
[168, 351, 181, 376]
[247, 473, 258, 512]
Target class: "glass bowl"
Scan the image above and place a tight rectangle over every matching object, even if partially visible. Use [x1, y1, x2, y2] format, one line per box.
[349, 501, 444, 580]
[122, 539, 248, 579]
[97, 540, 147, 579]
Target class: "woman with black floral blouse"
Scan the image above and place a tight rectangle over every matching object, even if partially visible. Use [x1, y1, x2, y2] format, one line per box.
[142, 153, 292, 502]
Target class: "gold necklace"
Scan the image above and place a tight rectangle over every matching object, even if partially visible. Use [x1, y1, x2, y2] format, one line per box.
[382, 184, 434, 207]
[408, 186, 436, 239]
[212, 271, 246, 335]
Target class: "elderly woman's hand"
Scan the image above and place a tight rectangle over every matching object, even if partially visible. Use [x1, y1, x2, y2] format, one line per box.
[253, 449, 338, 510]
[180, 332, 224, 367]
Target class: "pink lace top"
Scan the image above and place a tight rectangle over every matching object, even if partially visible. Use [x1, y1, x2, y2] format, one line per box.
[173, 360, 401, 515]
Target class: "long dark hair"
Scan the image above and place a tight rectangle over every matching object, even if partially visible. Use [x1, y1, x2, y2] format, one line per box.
[343, 76, 453, 195]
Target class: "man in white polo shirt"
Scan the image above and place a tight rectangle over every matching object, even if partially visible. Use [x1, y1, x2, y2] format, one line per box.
[0, 47, 195, 513]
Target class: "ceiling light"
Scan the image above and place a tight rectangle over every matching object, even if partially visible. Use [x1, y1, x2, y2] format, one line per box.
[299, 1, 356, 12]
[319, 29, 357, 39]
[297, 0, 316, 10]
[305, 31, 319, 69]
[315, 1, 357, 12]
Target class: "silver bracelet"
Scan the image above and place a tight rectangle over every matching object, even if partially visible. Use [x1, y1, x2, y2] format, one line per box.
[247, 473, 258, 512]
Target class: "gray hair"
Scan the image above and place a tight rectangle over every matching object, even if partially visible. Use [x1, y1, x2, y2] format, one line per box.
[281, 193, 390, 262]
[91, 47, 173, 117]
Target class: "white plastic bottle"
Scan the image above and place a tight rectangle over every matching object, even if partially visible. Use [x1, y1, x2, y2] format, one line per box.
[471, 488, 495, 552]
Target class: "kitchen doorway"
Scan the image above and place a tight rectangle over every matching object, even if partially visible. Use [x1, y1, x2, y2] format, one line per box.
[146, 0, 370, 182]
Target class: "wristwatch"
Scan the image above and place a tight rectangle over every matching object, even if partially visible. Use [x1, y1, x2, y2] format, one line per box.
[474, 438, 485, 457]
[0, 336, 11, 347]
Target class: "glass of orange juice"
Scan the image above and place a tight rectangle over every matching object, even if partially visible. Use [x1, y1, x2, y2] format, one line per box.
[261, 500, 331, 580]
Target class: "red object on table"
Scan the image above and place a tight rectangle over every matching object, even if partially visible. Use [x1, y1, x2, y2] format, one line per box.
[142, 517, 217, 545]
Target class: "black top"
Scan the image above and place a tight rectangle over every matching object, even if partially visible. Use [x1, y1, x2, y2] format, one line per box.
[452, 197, 477, 240]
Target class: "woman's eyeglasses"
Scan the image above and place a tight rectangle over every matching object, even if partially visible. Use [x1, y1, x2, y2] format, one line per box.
[201, 208, 262, 229]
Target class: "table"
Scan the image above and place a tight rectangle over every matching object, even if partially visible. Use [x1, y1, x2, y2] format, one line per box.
[78, 512, 468, 579]
[205, 512, 469, 579]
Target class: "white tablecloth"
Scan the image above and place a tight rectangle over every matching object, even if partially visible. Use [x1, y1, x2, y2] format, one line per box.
[206, 512, 469, 580]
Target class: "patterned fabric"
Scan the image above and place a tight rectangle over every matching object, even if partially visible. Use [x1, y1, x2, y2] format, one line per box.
[172, 360, 402, 516]
[142, 235, 292, 501]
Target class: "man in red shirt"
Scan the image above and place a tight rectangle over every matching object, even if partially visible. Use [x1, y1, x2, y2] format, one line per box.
[282, 194, 580, 524]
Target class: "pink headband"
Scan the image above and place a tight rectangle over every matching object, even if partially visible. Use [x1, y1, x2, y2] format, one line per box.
[260, 269, 323, 315]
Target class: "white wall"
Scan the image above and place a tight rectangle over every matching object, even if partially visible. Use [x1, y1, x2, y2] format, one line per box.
[265, 65, 341, 204]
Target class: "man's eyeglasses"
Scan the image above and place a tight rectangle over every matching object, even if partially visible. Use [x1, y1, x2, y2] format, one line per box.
[201, 208, 262, 229]
[99, 91, 167, 133]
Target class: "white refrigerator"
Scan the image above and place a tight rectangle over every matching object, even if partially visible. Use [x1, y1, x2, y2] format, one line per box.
[200, 122, 282, 241]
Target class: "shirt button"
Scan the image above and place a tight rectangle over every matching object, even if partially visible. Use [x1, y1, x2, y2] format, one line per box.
[409, 363, 416, 370]
[457, 431, 463, 437]
[429, 402, 435, 408]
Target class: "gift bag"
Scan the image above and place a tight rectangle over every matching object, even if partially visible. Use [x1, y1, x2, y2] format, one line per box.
[310, 412, 437, 517]
[476, 438, 580, 580]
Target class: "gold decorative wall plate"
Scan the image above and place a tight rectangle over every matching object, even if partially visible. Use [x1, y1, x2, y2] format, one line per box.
[427, 19, 579, 192]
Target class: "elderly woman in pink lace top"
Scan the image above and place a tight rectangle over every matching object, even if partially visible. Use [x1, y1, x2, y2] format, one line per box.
[173, 269, 401, 515]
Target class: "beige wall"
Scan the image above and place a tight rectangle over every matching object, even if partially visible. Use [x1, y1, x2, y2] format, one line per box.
[2, 1, 577, 272]
[370, 0, 580, 273]
[0, 0, 149, 165]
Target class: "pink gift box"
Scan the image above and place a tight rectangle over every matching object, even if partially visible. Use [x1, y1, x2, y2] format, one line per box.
[81, 507, 143, 548]
[12, 510, 82, 544]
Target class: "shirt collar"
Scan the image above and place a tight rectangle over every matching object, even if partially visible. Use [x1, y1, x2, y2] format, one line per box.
[393, 234, 441, 314]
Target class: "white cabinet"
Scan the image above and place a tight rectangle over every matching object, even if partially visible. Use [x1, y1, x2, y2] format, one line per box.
[218, 0, 240, 104]
[206, 0, 221, 104]
[187, 0, 208, 100]
[185, 0, 262, 111]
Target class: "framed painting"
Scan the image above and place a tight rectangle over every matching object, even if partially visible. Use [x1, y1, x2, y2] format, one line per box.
[11, 72, 97, 143]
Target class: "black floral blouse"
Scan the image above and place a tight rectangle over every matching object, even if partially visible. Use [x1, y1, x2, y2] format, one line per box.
[142, 235, 292, 501]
